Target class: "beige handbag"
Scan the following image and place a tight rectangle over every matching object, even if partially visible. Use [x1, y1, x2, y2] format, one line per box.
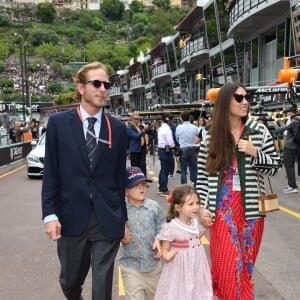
[257, 172, 280, 213]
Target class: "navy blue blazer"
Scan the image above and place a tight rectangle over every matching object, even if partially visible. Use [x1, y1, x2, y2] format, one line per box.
[127, 122, 145, 152]
[41, 108, 128, 239]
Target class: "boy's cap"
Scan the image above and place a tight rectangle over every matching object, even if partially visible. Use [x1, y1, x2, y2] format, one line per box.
[126, 166, 152, 188]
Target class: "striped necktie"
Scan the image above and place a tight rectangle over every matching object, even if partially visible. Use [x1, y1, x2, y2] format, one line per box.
[86, 117, 97, 168]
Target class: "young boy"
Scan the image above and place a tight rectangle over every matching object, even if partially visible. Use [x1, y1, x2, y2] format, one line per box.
[120, 166, 165, 300]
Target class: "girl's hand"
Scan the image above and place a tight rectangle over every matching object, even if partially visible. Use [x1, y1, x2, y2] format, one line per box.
[162, 250, 178, 263]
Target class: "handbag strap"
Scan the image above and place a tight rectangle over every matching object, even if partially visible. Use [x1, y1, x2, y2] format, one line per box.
[256, 171, 274, 194]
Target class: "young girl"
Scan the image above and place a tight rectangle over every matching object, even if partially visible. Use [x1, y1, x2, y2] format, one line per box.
[154, 185, 213, 300]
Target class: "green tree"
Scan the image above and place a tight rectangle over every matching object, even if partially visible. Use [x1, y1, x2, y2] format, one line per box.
[0, 14, 10, 26]
[61, 43, 81, 64]
[47, 82, 64, 94]
[85, 40, 113, 63]
[152, 0, 171, 10]
[36, 3, 56, 23]
[50, 61, 63, 74]
[101, 0, 125, 20]
[0, 78, 14, 88]
[110, 44, 131, 70]
[54, 91, 76, 105]
[28, 29, 59, 47]
[35, 43, 60, 64]
[129, 0, 145, 17]
[31, 94, 52, 103]
[131, 13, 149, 25]
[0, 61, 4, 73]
[0, 43, 9, 60]
[147, 9, 174, 42]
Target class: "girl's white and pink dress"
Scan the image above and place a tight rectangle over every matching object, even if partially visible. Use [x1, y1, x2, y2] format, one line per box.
[154, 218, 213, 300]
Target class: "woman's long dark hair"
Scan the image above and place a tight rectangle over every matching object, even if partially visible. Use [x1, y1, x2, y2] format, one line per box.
[206, 82, 248, 175]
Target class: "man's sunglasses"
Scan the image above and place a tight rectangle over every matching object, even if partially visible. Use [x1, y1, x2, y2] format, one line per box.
[86, 80, 112, 90]
[233, 93, 252, 103]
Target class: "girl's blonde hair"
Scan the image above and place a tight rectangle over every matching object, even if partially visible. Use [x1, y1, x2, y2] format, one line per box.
[166, 184, 200, 223]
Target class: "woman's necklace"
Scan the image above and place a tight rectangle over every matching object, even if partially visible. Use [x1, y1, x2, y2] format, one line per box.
[231, 130, 240, 144]
[231, 124, 244, 144]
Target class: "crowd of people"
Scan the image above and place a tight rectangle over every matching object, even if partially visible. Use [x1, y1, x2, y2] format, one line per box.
[126, 109, 213, 196]
[8, 119, 47, 144]
[40, 62, 299, 300]
[126, 106, 300, 196]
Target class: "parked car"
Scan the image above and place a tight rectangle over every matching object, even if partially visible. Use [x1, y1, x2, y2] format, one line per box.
[26, 133, 46, 178]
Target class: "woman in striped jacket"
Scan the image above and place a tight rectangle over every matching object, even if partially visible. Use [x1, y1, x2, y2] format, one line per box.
[196, 83, 281, 300]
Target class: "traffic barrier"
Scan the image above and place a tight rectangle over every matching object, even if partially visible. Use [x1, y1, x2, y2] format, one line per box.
[0, 142, 32, 171]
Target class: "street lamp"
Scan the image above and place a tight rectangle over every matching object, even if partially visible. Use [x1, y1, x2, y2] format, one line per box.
[195, 74, 223, 100]
[15, 33, 26, 121]
[195, 73, 202, 101]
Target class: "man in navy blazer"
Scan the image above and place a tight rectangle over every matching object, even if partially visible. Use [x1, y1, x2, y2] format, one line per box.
[42, 62, 128, 300]
[127, 113, 148, 176]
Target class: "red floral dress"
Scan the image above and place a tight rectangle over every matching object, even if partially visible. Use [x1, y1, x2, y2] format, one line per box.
[209, 158, 264, 300]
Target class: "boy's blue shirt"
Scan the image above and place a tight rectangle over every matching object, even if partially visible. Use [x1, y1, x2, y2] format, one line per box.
[119, 198, 165, 273]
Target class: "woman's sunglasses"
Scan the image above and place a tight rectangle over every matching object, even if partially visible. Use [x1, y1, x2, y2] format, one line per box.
[86, 80, 112, 90]
[233, 93, 252, 103]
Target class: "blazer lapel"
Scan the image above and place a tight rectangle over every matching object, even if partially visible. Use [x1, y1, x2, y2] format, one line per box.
[70, 108, 90, 168]
[91, 112, 109, 171]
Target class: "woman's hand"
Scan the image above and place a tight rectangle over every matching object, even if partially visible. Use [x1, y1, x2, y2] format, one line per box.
[237, 136, 257, 158]
[200, 208, 214, 228]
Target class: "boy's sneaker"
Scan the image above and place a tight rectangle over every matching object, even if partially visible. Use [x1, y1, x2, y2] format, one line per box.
[283, 186, 298, 194]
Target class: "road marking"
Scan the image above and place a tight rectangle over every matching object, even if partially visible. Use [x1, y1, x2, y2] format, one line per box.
[118, 267, 125, 296]
[0, 165, 26, 179]
[201, 235, 210, 244]
[279, 206, 300, 218]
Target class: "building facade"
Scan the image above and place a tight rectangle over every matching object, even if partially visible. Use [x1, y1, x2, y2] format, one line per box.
[109, 0, 300, 117]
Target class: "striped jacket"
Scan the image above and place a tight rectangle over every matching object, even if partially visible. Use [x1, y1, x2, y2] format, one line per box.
[196, 119, 281, 220]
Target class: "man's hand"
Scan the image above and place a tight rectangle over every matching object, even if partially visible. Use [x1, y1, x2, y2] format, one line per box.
[152, 240, 162, 259]
[121, 224, 132, 245]
[45, 220, 62, 241]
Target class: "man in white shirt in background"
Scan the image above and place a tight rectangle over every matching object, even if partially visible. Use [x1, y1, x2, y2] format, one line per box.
[157, 116, 175, 196]
[176, 111, 199, 186]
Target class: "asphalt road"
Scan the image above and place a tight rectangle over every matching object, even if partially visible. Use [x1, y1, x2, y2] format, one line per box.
[0, 155, 299, 300]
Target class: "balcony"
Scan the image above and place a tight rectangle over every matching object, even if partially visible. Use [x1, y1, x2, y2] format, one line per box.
[151, 63, 171, 83]
[109, 86, 122, 97]
[129, 77, 144, 92]
[180, 34, 209, 71]
[227, 0, 290, 39]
